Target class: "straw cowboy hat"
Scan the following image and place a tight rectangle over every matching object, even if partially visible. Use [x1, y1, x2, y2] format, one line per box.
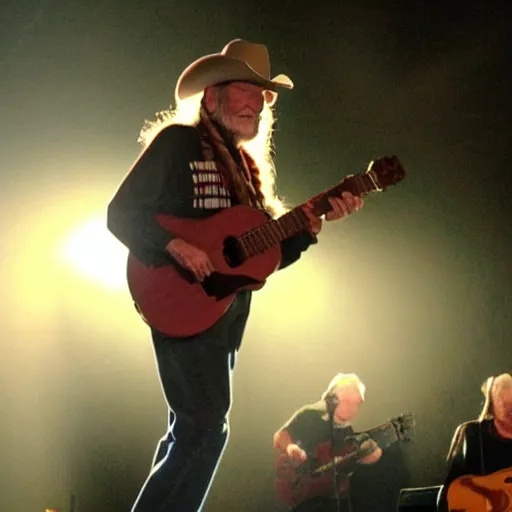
[175, 39, 294, 104]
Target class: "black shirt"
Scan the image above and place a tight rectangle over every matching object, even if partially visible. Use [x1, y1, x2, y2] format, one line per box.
[283, 401, 356, 458]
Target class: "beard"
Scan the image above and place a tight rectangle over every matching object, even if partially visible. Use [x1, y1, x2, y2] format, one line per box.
[212, 110, 261, 145]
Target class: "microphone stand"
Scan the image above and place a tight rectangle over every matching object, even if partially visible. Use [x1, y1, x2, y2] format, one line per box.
[326, 394, 342, 512]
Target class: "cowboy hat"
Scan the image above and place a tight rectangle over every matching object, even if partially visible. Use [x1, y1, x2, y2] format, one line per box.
[174, 39, 294, 103]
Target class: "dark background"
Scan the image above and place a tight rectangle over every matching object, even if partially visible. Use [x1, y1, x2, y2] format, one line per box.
[1, 1, 511, 510]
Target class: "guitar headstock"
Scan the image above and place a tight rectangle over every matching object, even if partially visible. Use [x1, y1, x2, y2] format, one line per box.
[390, 413, 415, 441]
[366, 156, 405, 191]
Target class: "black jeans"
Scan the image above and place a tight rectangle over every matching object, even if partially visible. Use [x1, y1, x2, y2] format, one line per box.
[131, 291, 252, 512]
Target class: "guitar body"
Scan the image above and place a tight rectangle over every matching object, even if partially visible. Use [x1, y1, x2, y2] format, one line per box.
[275, 442, 351, 506]
[127, 204, 282, 337]
[447, 468, 512, 512]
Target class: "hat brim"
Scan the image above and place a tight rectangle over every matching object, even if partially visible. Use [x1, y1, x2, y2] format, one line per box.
[175, 55, 293, 101]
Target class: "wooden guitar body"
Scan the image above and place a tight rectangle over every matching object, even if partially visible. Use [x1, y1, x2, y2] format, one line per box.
[275, 442, 351, 506]
[127, 205, 281, 337]
[447, 468, 512, 512]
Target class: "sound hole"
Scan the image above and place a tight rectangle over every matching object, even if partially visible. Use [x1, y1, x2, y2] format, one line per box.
[223, 236, 244, 268]
[505, 477, 512, 483]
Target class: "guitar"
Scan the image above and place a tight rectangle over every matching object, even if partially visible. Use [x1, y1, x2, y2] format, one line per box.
[127, 156, 405, 337]
[275, 413, 415, 505]
[447, 468, 512, 512]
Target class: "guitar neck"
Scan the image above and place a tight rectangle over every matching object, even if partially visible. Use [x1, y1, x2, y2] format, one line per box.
[312, 452, 357, 476]
[237, 171, 383, 260]
[365, 420, 403, 450]
[311, 419, 403, 476]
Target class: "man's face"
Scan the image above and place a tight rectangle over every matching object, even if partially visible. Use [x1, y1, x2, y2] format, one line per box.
[494, 386, 512, 428]
[334, 387, 363, 423]
[212, 81, 266, 143]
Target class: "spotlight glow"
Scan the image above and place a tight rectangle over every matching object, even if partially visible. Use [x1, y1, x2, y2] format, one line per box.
[60, 215, 127, 290]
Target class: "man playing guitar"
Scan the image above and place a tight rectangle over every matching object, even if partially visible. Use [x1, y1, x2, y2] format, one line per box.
[107, 39, 364, 512]
[273, 373, 383, 512]
[437, 372, 512, 512]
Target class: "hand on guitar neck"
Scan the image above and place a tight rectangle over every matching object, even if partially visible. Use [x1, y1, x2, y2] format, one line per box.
[358, 438, 382, 464]
[303, 192, 363, 234]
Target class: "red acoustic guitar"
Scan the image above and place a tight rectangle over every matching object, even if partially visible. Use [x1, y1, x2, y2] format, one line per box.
[127, 156, 405, 337]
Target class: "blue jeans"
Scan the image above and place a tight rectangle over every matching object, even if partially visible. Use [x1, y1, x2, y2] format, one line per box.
[131, 291, 251, 512]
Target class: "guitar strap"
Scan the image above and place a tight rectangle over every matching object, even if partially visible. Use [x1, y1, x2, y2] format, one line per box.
[326, 396, 341, 512]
